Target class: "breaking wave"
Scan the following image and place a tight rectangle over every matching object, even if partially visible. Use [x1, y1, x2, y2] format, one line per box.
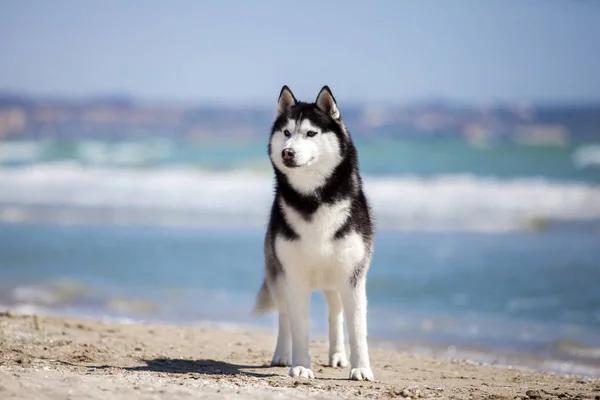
[1, 162, 600, 232]
[573, 144, 600, 169]
[0, 139, 177, 166]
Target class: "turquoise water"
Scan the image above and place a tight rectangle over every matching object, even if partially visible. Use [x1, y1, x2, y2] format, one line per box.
[0, 137, 599, 375]
[2, 138, 600, 182]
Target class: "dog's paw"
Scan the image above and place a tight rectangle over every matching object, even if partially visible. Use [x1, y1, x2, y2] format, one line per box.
[329, 352, 349, 368]
[271, 352, 292, 367]
[289, 366, 315, 379]
[349, 367, 374, 381]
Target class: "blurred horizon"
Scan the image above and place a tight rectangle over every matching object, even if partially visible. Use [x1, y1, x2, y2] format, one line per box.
[4, 88, 600, 108]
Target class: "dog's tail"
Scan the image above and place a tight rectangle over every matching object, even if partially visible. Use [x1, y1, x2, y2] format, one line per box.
[252, 280, 275, 315]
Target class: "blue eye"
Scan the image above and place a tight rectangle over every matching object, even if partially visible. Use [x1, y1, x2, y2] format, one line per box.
[283, 130, 291, 137]
[306, 131, 318, 137]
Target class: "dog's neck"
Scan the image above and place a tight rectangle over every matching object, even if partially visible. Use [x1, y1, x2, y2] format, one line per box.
[279, 167, 330, 196]
[274, 155, 359, 216]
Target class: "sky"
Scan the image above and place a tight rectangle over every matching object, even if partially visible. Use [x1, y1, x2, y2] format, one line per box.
[1, 0, 599, 105]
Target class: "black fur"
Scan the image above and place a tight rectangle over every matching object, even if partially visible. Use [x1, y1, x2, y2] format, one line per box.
[266, 95, 374, 287]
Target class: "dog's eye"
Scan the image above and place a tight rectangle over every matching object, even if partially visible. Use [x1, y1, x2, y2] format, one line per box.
[283, 129, 291, 137]
[306, 131, 318, 137]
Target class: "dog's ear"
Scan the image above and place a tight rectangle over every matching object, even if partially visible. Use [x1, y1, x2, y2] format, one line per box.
[316, 86, 340, 120]
[277, 86, 297, 116]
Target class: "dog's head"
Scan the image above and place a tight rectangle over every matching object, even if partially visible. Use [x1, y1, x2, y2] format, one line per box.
[269, 85, 349, 193]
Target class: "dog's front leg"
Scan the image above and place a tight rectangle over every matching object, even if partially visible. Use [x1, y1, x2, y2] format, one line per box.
[285, 280, 314, 379]
[323, 289, 349, 368]
[341, 276, 374, 381]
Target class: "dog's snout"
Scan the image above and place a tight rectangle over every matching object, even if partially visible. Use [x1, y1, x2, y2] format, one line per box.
[282, 148, 295, 160]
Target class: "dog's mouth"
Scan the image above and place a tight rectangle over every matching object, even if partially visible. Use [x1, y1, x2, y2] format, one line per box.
[283, 157, 315, 169]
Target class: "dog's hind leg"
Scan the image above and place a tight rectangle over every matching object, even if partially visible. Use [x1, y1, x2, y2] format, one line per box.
[341, 275, 374, 381]
[269, 277, 292, 367]
[323, 289, 349, 368]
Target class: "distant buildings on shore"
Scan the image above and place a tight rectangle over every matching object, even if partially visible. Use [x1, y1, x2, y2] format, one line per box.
[0, 93, 598, 144]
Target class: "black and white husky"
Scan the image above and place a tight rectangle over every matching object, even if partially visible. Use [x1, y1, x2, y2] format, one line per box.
[253, 85, 375, 381]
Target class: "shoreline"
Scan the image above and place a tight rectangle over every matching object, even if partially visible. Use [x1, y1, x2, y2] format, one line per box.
[1, 312, 598, 399]
[3, 303, 600, 380]
[0, 303, 600, 378]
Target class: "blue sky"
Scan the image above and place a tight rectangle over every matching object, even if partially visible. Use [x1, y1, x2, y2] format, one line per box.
[1, 0, 599, 104]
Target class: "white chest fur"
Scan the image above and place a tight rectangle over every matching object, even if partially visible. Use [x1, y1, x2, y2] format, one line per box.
[274, 198, 366, 289]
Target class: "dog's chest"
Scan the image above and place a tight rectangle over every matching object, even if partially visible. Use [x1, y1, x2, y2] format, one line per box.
[275, 198, 365, 288]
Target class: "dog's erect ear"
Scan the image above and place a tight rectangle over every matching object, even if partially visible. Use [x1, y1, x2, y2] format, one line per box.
[277, 86, 297, 116]
[316, 85, 340, 120]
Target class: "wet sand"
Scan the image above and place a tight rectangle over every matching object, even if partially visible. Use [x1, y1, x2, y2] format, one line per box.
[0, 312, 598, 399]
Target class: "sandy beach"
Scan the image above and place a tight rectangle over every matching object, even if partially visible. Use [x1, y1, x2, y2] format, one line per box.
[0, 312, 598, 400]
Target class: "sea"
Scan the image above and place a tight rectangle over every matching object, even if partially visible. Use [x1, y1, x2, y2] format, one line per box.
[0, 137, 599, 376]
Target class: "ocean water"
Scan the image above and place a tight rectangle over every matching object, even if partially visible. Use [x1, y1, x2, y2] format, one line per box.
[0, 138, 599, 376]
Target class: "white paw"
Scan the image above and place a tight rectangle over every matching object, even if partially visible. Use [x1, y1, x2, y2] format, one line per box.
[289, 366, 315, 379]
[271, 351, 292, 367]
[349, 367, 374, 381]
[329, 352, 349, 368]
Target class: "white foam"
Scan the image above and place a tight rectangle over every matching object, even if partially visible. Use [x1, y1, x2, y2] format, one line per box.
[0, 139, 176, 167]
[1, 163, 600, 232]
[366, 175, 600, 231]
[573, 144, 600, 169]
[76, 139, 175, 166]
[0, 140, 44, 163]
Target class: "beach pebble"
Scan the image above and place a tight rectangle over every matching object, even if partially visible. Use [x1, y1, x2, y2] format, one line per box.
[398, 386, 422, 398]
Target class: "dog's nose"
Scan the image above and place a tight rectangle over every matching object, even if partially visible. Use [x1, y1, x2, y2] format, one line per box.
[282, 148, 295, 160]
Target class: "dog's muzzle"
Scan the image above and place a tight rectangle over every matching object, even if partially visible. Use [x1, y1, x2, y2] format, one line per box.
[282, 148, 298, 167]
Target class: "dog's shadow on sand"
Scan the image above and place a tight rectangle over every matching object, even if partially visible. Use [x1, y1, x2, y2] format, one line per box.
[89, 358, 279, 378]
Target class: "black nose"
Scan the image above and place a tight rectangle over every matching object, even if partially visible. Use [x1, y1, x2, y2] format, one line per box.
[282, 148, 295, 160]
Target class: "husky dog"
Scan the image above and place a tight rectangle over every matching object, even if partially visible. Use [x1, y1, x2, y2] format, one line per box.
[253, 85, 375, 381]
